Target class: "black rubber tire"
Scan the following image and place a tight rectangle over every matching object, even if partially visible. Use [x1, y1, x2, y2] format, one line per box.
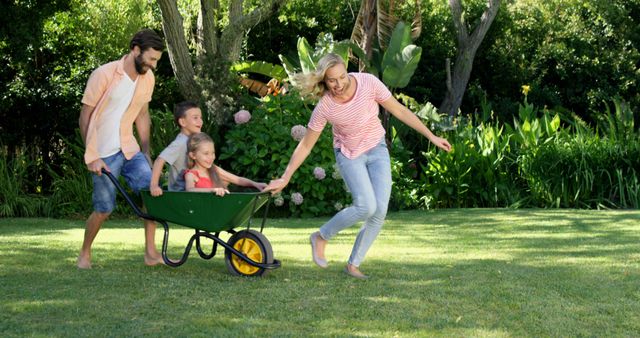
[224, 229, 274, 277]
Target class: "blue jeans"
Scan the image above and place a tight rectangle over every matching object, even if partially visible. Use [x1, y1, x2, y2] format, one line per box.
[92, 151, 151, 213]
[319, 139, 392, 267]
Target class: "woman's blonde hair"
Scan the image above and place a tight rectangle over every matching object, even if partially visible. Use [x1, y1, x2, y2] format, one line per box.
[292, 53, 346, 99]
[186, 132, 223, 187]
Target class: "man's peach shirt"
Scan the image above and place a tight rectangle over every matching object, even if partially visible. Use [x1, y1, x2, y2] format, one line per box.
[81, 55, 155, 164]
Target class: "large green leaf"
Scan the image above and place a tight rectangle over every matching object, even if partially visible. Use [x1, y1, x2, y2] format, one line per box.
[331, 42, 352, 66]
[382, 45, 422, 89]
[297, 37, 316, 74]
[347, 42, 378, 77]
[278, 54, 298, 81]
[231, 61, 287, 81]
[382, 22, 412, 71]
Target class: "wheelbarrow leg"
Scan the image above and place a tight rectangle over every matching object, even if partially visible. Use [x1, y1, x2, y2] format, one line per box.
[161, 220, 191, 267]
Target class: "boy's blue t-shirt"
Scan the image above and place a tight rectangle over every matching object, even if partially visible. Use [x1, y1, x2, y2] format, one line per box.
[159, 133, 189, 191]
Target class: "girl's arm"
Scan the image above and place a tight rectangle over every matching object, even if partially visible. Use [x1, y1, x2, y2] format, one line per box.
[185, 171, 229, 196]
[216, 167, 266, 191]
[380, 96, 451, 152]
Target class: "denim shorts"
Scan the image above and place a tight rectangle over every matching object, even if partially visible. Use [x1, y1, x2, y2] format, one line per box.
[92, 151, 151, 213]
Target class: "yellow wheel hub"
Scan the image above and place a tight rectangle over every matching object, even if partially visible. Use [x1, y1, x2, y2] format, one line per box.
[231, 238, 263, 275]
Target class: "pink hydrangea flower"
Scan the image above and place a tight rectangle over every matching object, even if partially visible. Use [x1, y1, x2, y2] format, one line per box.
[273, 196, 284, 207]
[291, 192, 304, 205]
[234, 109, 251, 124]
[313, 167, 326, 180]
[290, 125, 307, 141]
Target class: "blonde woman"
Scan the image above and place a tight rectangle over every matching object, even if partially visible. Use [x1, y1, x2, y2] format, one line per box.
[265, 53, 451, 279]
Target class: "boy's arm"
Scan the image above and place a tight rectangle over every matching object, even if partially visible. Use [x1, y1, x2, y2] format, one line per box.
[150, 157, 166, 196]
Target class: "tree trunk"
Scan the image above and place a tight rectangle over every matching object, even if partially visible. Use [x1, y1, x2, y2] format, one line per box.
[157, 0, 200, 101]
[219, 0, 287, 62]
[197, 0, 219, 59]
[158, 0, 286, 118]
[439, 0, 500, 116]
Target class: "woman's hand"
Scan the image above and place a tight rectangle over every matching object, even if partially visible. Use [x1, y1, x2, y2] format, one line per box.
[431, 135, 452, 152]
[253, 182, 267, 191]
[264, 178, 289, 194]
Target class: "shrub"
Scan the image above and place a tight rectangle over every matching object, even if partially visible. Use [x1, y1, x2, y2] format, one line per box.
[46, 134, 93, 218]
[418, 117, 525, 209]
[0, 146, 49, 217]
[219, 92, 351, 217]
[519, 128, 640, 209]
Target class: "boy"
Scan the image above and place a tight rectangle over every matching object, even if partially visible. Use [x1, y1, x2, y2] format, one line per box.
[150, 101, 203, 196]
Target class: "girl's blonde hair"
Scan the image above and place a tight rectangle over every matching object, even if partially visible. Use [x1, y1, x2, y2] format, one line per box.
[186, 132, 223, 187]
[292, 53, 346, 99]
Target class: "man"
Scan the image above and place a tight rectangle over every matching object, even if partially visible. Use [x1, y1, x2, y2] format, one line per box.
[77, 29, 164, 269]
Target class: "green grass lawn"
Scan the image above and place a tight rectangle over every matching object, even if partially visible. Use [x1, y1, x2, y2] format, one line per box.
[1, 209, 639, 337]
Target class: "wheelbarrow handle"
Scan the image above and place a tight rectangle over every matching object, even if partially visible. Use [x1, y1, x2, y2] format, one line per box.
[100, 168, 158, 222]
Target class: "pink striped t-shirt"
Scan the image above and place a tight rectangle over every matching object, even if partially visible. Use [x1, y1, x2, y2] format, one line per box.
[307, 73, 392, 159]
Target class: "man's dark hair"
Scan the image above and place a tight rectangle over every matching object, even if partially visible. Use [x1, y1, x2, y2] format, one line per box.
[174, 100, 200, 126]
[129, 29, 164, 52]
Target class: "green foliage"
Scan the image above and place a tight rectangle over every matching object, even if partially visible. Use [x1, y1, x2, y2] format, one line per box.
[519, 102, 640, 209]
[279, 33, 351, 80]
[219, 92, 351, 217]
[415, 96, 640, 210]
[419, 117, 523, 208]
[46, 134, 93, 217]
[471, 0, 640, 118]
[231, 61, 288, 82]
[380, 22, 423, 90]
[0, 147, 49, 217]
[245, 0, 360, 65]
[520, 136, 640, 209]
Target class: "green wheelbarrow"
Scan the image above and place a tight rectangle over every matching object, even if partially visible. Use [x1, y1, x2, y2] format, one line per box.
[102, 169, 281, 277]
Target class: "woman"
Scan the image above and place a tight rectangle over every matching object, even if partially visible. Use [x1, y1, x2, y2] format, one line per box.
[265, 53, 451, 279]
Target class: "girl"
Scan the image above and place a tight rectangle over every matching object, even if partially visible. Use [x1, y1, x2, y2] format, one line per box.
[185, 132, 266, 195]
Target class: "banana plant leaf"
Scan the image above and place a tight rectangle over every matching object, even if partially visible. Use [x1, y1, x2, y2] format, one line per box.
[231, 61, 287, 82]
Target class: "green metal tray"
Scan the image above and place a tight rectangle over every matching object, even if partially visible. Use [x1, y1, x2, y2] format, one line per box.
[141, 191, 269, 232]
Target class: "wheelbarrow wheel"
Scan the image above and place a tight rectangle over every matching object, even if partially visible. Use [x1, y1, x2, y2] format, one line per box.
[224, 229, 274, 277]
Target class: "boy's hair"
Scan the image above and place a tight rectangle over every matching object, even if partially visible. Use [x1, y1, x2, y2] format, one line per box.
[174, 100, 200, 127]
[129, 29, 164, 53]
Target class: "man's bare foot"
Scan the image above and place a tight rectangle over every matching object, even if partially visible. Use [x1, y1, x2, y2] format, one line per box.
[77, 255, 92, 269]
[144, 254, 165, 266]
